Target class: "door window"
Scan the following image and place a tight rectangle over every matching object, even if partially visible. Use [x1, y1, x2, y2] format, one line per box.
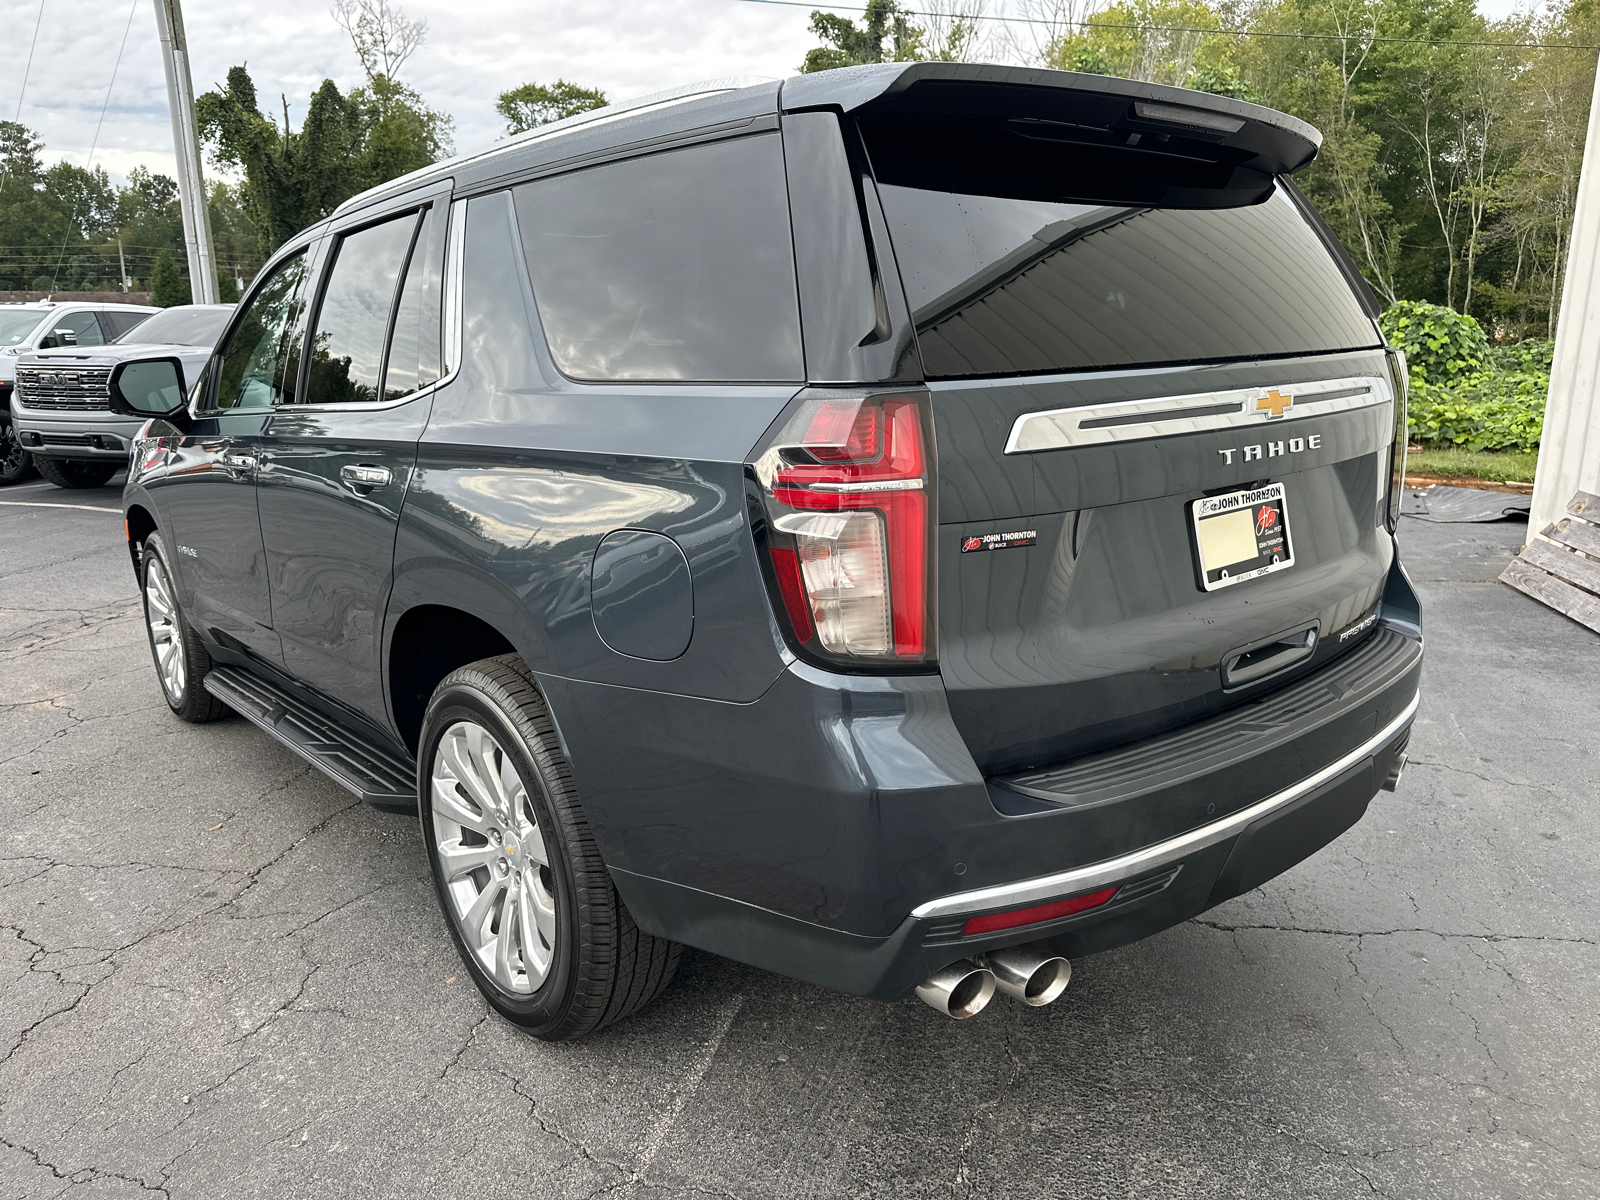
[303, 211, 421, 405]
[38, 311, 106, 349]
[512, 134, 803, 383]
[213, 250, 310, 411]
[99, 311, 151, 340]
[378, 209, 440, 401]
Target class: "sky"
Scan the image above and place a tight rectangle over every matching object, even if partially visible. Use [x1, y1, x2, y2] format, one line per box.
[0, 0, 1559, 187]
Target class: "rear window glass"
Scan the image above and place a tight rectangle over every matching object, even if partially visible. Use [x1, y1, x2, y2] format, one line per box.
[513, 133, 803, 383]
[877, 186, 1380, 379]
[115, 305, 229, 346]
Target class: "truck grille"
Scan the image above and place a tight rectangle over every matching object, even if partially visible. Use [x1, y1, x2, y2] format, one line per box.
[15, 366, 112, 411]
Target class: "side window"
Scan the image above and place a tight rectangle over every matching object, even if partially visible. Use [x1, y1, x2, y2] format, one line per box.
[99, 311, 149, 341]
[39, 311, 106, 349]
[303, 211, 420, 405]
[213, 251, 310, 411]
[512, 133, 803, 383]
[377, 208, 440, 401]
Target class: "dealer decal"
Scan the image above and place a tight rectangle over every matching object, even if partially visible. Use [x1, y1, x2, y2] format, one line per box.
[961, 530, 1037, 553]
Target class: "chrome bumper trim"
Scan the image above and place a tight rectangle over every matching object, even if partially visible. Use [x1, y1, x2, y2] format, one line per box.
[911, 689, 1420, 921]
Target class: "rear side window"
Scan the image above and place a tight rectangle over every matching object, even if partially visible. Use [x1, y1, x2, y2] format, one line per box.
[101, 311, 151, 340]
[512, 134, 803, 383]
[305, 211, 422, 405]
[877, 185, 1380, 379]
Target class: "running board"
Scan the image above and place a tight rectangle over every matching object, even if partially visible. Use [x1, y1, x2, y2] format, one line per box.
[203, 665, 417, 813]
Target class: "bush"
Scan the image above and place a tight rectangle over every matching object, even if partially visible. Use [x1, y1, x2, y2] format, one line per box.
[1407, 369, 1547, 453]
[1379, 300, 1490, 385]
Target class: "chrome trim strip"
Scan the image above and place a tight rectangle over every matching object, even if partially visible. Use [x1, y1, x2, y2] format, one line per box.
[806, 478, 925, 493]
[1004, 374, 1389, 454]
[911, 689, 1420, 921]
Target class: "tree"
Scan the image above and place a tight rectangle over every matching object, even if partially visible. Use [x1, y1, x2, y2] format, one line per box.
[800, 0, 926, 72]
[149, 250, 191, 307]
[330, 0, 426, 81]
[496, 81, 608, 135]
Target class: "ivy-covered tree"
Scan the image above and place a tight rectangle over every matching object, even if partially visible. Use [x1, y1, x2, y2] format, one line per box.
[800, 0, 926, 72]
[149, 250, 191, 307]
[496, 81, 608, 135]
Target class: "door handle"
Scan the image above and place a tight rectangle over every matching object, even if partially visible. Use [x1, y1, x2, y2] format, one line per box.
[341, 464, 392, 489]
[220, 452, 258, 470]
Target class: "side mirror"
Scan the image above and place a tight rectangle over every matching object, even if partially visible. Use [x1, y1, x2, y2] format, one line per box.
[39, 327, 78, 349]
[108, 357, 193, 431]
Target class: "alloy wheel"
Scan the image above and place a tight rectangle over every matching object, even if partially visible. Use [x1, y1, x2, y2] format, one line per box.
[430, 720, 558, 994]
[144, 556, 187, 702]
[0, 423, 29, 481]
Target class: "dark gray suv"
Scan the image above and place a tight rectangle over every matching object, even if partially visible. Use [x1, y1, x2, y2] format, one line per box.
[106, 65, 1421, 1039]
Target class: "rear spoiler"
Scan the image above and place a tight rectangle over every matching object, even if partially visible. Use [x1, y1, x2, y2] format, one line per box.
[779, 62, 1321, 191]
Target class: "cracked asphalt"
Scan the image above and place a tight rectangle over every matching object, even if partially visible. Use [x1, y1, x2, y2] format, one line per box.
[2, 472, 1597, 1199]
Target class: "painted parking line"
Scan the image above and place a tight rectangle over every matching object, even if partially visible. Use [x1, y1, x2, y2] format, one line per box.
[0, 500, 122, 514]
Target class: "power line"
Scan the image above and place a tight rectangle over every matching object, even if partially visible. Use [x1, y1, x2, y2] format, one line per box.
[49, 0, 139, 291]
[13, 0, 46, 121]
[735, 0, 1600, 51]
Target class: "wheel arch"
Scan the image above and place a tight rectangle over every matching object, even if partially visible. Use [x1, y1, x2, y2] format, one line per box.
[385, 564, 560, 754]
[125, 501, 158, 575]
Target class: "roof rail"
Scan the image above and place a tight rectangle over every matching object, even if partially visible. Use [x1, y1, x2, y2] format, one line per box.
[333, 76, 777, 216]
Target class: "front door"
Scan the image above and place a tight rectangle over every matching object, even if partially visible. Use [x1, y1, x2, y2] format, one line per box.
[145, 249, 313, 661]
[256, 202, 445, 727]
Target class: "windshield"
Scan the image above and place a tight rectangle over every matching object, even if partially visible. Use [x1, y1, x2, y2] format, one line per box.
[0, 311, 46, 347]
[115, 305, 233, 347]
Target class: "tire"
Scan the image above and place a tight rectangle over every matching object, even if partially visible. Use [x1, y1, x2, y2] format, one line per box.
[140, 533, 228, 723]
[0, 421, 34, 485]
[35, 456, 117, 489]
[419, 655, 681, 1040]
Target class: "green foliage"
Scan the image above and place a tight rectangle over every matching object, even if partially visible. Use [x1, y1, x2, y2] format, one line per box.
[496, 80, 607, 135]
[800, 0, 925, 72]
[1407, 371, 1546, 452]
[198, 64, 451, 259]
[149, 250, 191, 307]
[1060, 46, 1115, 75]
[1187, 66, 1261, 102]
[1380, 300, 1490, 384]
[1487, 337, 1554, 374]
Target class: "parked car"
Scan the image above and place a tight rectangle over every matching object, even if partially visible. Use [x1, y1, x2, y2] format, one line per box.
[106, 65, 1421, 1040]
[0, 300, 157, 484]
[13, 304, 234, 489]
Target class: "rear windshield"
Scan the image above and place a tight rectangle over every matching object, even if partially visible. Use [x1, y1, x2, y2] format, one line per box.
[877, 185, 1380, 379]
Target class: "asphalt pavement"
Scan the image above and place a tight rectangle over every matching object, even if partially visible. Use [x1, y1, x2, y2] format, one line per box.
[2, 474, 1596, 1199]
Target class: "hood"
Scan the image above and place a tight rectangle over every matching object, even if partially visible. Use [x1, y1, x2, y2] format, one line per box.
[19, 342, 214, 370]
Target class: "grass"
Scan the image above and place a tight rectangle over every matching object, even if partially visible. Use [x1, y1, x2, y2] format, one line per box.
[1405, 447, 1539, 484]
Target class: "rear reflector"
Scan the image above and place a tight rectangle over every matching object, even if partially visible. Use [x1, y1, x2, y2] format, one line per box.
[961, 887, 1118, 936]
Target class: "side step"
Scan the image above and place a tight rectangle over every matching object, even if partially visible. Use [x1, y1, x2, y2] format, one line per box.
[203, 665, 418, 813]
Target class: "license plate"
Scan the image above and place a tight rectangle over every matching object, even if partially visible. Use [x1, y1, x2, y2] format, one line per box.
[1191, 482, 1293, 591]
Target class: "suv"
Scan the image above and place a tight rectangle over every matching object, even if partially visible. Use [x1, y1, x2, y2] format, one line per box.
[0, 301, 157, 484]
[13, 304, 234, 489]
[106, 66, 1421, 1040]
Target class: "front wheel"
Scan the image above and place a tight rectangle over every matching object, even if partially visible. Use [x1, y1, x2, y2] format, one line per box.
[0, 422, 34, 485]
[35, 457, 117, 489]
[419, 655, 681, 1040]
[141, 534, 228, 722]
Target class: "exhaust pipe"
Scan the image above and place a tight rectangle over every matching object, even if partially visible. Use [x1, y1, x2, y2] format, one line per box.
[915, 961, 997, 1019]
[983, 946, 1072, 1007]
[1382, 751, 1408, 792]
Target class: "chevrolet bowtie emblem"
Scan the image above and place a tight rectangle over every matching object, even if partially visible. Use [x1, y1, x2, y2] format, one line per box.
[1256, 389, 1294, 419]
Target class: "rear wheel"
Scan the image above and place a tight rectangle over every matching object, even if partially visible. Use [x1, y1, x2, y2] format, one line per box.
[141, 534, 227, 723]
[419, 655, 681, 1040]
[0, 422, 34, 485]
[35, 457, 116, 489]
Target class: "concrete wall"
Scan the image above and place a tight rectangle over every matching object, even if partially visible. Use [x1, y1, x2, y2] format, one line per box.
[1530, 55, 1600, 534]
[0, 291, 154, 305]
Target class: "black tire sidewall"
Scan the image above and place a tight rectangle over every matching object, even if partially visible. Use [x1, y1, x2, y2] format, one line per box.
[418, 678, 583, 1034]
[36, 457, 115, 488]
[0, 422, 32, 485]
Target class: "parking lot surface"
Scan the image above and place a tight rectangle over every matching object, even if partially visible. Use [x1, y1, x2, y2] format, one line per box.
[2, 475, 1597, 1199]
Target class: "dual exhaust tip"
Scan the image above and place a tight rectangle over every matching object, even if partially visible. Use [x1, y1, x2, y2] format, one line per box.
[914, 946, 1072, 1019]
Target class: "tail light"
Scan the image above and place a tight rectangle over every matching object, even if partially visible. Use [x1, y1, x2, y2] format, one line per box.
[751, 390, 937, 670]
[1384, 349, 1409, 533]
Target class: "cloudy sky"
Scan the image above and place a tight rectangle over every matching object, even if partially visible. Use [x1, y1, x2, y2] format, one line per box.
[1, 0, 1545, 186]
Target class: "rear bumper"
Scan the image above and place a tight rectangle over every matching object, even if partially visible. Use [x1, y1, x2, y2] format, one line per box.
[12, 406, 138, 460]
[553, 566, 1421, 999]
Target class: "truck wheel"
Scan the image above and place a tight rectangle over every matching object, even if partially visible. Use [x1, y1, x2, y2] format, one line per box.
[140, 534, 227, 723]
[35, 457, 117, 489]
[0, 422, 34, 485]
[419, 655, 681, 1040]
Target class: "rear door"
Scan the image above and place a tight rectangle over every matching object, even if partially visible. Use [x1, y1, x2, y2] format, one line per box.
[856, 102, 1395, 776]
[255, 196, 446, 726]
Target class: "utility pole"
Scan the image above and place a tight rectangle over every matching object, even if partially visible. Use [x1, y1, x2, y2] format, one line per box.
[151, 0, 218, 304]
[117, 238, 128, 292]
